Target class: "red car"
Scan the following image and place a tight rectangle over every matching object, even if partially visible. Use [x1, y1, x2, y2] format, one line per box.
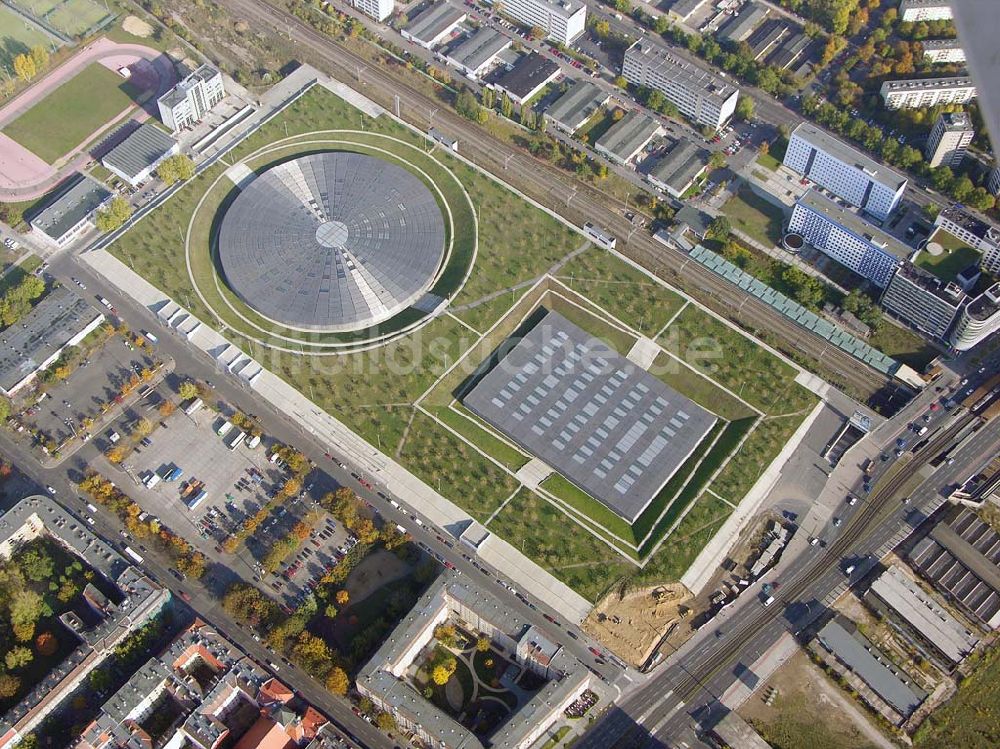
[588, 646, 602, 657]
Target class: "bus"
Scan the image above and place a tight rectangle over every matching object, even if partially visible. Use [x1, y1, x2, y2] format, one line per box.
[123, 546, 144, 564]
[226, 430, 246, 451]
[583, 222, 617, 250]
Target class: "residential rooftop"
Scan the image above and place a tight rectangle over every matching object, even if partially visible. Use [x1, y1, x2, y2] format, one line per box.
[938, 205, 1000, 243]
[625, 43, 737, 106]
[789, 123, 907, 191]
[966, 282, 1000, 322]
[882, 76, 975, 93]
[894, 262, 965, 305]
[923, 38, 963, 50]
[101, 123, 177, 181]
[30, 175, 111, 242]
[796, 189, 913, 259]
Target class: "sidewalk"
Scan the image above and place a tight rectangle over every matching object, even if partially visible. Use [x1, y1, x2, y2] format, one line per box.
[82, 248, 593, 623]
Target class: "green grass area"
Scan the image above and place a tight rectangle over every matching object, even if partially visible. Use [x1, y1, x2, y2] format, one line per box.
[710, 414, 802, 502]
[915, 242, 980, 281]
[540, 726, 571, 749]
[913, 643, 1000, 748]
[575, 108, 616, 145]
[750, 691, 881, 749]
[3, 63, 141, 163]
[427, 403, 531, 472]
[757, 152, 782, 171]
[867, 321, 941, 372]
[721, 186, 787, 247]
[545, 290, 637, 354]
[651, 353, 756, 421]
[0, 6, 55, 68]
[634, 493, 733, 586]
[662, 305, 814, 416]
[557, 246, 686, 336]
[46, 0, 112, 36]
[541, 473, 633, 541]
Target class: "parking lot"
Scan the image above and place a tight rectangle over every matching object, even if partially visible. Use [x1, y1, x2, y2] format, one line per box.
[24, 333, 156, 445]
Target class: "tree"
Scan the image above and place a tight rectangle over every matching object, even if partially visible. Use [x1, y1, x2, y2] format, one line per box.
[500, 92, 513, 119]
[29, 45, 48, 71]
[707, 216, 731, 242]
[735, 95, 755, 122]
[758, 141, 770, 157]
[34, 632, 56, 656]
[476, 636, 491, 652]
[106, 445, 128, 464]
[19, 548, 53, 582]
[178, 380, 199, 400]
[0, 673, 19, 698]
[5, 647, 32, 670]
[335, 589, 350, 605]
[593, 19, 610, 37]
[614, 0, 630, 12]
[455, 89, 485, 123]
[375, 712, 396, 732]
[156, 154, 196, 185]
[10, 590, 45, 642]
[431, 665, 451, 685]
[281, 477, 301, 497]
[158, 400, 176, 417]
[434, 624, 458, 647]
[12, 54, 35, 82]
[95, 196, 133, 232]
[951, 175, 974, 203]
[481, 86, 496, 109]
[708, 150, 726, 170]
[782, 267, 824, 308]
[529, 25, 545, 39]
[612, 76, 627, 90]
[325, 666, 350, 696]
[133, 418, 153, 438]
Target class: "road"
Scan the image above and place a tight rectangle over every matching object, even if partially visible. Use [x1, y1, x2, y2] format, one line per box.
[577, 390, 1000, 747]
[221, 0, 896, 404]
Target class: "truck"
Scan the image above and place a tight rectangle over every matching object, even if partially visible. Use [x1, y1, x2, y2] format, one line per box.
[184, 398, 204, 416]
[141, 330, 158, 344]
[143, 472, 161, 489]
[123, 546, 144, 564]
[226, 430, 246, 451]
[163, 466, 183, 482]
[187, 490, 208, 510]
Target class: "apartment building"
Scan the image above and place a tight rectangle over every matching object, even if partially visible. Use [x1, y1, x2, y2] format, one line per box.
[899, 0, 952, 22]
[621, 42, 739, 130]
[783, 123, 908, 221]
[498, 0, 586, 45]
[880, 263, 964, 339]
[157, 64, 225, 131]
[348, 0, 394, 22]
[989, 166, 1000, 197]
[789, 189, 909, 287]
[925, 111, 974, 168]
[951, 282, 1000, 351]
[922, 38, 965, 64]
[880, 77, 976, 110]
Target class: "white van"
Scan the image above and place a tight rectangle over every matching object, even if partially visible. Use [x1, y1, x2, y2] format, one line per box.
[217, 420, 233, 437]
[184, 398, 204, 416]
[762, 596, 775, 607]
[142, 330, 158, 344]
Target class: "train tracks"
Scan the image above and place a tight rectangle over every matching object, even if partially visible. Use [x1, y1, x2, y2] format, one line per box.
[221, 0, 892, 401]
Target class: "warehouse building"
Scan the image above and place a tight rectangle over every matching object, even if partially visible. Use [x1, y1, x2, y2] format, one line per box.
[666, 0, 710, 24]
[718, 4, 767, 44]
[101, 123, 180, 187]
[951, 282, 1000, 351]
[444, 27, 512, 78]
[922, 38, 965, 64]
[498, 0, 586, 45]
[899, 0, 952, 22]
[594, 109, 663, 165]
[29, 175, 112, 248]
[789, 189, 910, 287]
[621, 42, 739, 130]
[401, 3, 466, 48]
[880, 77, 976, 110]
[925, 111, 974, 168]
[544, 80, 608, 133]
[867, 565, 979, 665]
[157, 64, 225, 131]
[492, 52, 560, 106]
[879, 263, 964, 340]
[646, 139, 708, 197]
[782, 123, 907, 220]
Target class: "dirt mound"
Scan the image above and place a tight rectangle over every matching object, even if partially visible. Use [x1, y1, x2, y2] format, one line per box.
[122, 16, 153, 38]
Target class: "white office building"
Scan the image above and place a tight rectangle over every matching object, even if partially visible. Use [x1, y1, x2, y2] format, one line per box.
[622, 42, 739, 130]
[157, 64, 225, 131]
[498, 0, 586, 45]
[880, 77, 976, 110]
[989, 166, 1000, 197]
[934, 205, 1000, 274]
[349, 0, 394, 21]
[925, 111, 973, 168]
[789, 190, 909, 287]
[951, 283, 1000, 351]
[783, 123, 907, 221]
[880, 263, 964, 340]
[899, 0, 952, 22]
[922, 38, 965, 64]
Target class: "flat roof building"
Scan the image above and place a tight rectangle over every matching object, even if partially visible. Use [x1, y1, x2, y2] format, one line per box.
[30, 175, 111, 247]
[646, 139, 709, 197]
[666, 0, 710, 23]
[622, 42, 739, 130]
[881, 77, 976, 110]
[498, 0, 586, 45]
[401, 3, 466, 48]
[909, 506, 1000, 628]
[934, 205, 1000, 275]
[594, 109, 663, 165]
[951, 282, 1000, 351]
[922, 38, 965, 64]
[815, 616, 925, 721]
[492, 52, 561, 105]
[783, 123, 907, 220]
[789, 189, 910, 287]
[444, 27, 512, 77]
[101, 123, 180, 187]
[880, 262, 964, 340]
[868, 565, 979, 665]
[543, 80, 609, 133]
[0, 285, 105, 395]
[157, 64, 225, 132]
[463, 310, 716, 523]
[348, 0, 394, 21]
[718, 4, 768, 44]
[899, 0, 952, 22]
[925, 111, 974, 168]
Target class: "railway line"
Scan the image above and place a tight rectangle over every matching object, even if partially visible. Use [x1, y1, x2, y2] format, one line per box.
[222, 0, 894, 401]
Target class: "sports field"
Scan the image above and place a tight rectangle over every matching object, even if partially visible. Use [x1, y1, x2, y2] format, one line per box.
[3, 63, 138, 163]
[8, 0, 111, 38]
[0, 6, 56, 68]
[107, 85, 818, 603]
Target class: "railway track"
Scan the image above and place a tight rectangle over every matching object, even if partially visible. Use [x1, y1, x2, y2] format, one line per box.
[221, 0, 893, 401]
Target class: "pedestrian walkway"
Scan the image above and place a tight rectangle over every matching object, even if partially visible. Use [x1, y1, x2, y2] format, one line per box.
[82, 247, 594, 623]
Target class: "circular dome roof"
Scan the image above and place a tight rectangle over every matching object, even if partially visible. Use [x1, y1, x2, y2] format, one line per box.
[217, 152, 446, 332]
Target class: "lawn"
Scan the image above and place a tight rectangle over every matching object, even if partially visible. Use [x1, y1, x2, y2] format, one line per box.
[45, 0, 112, 37]
[758, 152, 782, 171]
[915, 240, 980, 281]
[3, 63, 141, 163]
[721, 186, 787, 247]
[650, 352, 757, 421]
[867, 321, 941, 372]
[427, 403, 531, 472]
[0, 6, 55, 68]
[575, 108, 617, 144]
